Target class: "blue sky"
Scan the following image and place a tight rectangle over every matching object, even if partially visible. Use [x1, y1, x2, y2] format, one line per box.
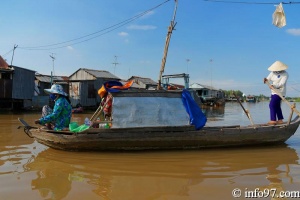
[1, 0, 300, 97]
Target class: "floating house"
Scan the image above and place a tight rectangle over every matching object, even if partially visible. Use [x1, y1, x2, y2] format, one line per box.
[189, 83, 225, 107]
[32, 74, 69, 108]
[0, 56, 35, 109]
[128, 76, 158, 90]
[245, 95, 257, 103]
[69, 68, 120, 107]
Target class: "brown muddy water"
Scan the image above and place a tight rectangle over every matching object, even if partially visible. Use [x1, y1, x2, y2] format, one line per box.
[1, 102, 300, 200]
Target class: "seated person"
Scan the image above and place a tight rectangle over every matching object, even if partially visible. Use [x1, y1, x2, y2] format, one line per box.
[35, 84, 72, 130]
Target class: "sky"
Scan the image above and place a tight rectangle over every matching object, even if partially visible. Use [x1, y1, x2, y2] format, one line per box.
[1, 0, 300, 97]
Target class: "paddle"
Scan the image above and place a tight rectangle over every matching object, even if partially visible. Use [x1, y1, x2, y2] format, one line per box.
[90, 96, 112, 122]
[264, 80, 300, 117]
[17, 118, 38, 138]
[233, 93, 255, 126]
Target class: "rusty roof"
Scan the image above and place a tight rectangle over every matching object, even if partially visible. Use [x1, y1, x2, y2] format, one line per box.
[0, 56, 9, 69]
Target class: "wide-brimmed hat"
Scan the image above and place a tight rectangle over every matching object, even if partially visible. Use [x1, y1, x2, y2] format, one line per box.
[44, 84, 68, 96]
[268, 60, 288, 71]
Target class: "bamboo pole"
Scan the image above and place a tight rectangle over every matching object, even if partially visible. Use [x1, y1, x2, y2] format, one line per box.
[233, 93, 255, 126]
[157, 0, 178, 90]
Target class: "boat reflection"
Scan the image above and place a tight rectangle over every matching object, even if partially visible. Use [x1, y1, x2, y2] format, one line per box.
[25, 145, 300, 199]
[202, 106, 225, 122]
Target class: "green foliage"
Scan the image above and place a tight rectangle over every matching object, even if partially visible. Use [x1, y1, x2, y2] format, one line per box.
[223, 90, 243, 98]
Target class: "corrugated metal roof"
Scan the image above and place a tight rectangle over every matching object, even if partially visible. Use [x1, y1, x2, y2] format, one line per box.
[83, 68, 120, 79]
[36, 74, 69, 83]
[129, 76, 157, 85]
[190, 83, 219, 90]
[0, 56, 9, 69]
[120, 80, 144, 89]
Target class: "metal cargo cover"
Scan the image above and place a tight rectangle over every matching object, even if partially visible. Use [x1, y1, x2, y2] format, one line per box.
[112, 94, 189, 128]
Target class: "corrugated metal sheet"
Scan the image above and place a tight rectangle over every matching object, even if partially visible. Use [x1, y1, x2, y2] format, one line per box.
[129, 76, 157, 85]
[12, 66, 35, 99]
[86, 69, 120, 79]
[69, 68, 120, 81]
[69, 82, 80, 107]
[190, 83, 218, 91]
[120, 80, 143, 89]
[36, 74, 68, 83]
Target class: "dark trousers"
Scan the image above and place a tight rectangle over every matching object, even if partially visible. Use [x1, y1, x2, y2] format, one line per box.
[269, 94, 283, 121]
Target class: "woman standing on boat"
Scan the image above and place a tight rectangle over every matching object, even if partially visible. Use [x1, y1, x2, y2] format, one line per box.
[264, 60, 289, 125]
[34, 84, 72, 130]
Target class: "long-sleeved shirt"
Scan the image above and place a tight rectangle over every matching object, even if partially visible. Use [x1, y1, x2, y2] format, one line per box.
[39, 97, 72, 130]
[266, 70, 289, 96]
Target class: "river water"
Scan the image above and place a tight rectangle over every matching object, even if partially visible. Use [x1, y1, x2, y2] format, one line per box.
[1, 101, 300, 200]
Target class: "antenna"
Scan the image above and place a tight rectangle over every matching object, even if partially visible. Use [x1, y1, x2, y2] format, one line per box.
[10, 44, 18, 67]
[49, 53, 56, 76]
[112, 55, 119, 74]
[210, 59, 213, 88]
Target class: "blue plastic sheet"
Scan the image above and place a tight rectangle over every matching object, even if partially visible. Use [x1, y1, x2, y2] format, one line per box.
[181, 89, 207, 130]
[103, 81, 124, 93]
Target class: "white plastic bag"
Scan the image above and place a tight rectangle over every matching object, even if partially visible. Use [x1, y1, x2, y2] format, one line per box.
[272, 3, 286, 28]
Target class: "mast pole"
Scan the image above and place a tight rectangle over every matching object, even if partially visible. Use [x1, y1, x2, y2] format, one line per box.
[157, 0, 178, 90]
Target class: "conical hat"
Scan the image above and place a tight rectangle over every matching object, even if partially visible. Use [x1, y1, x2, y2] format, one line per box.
[268, 61, 288, 71]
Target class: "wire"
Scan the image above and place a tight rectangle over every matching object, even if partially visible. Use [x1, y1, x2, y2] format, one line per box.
[1, 48, 14, 57]
[203, 0, 300, 4]
[18, 0, 170, 51]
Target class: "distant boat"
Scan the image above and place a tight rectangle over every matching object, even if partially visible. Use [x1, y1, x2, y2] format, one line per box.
[246, 95, 257, 103]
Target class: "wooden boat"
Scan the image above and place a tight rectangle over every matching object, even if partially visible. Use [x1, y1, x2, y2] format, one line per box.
[17, 2, 300, 152]
[18, 89, 300, 151]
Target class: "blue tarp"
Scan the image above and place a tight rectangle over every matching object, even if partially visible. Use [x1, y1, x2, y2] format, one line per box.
[181, 89, 207, 130]
[103, 81, 124, 93]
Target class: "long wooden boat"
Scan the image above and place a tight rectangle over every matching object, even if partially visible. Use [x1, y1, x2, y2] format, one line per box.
[18, 90, 300, 151]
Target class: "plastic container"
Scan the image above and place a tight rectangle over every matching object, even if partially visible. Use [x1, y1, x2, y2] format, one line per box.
[99, 123, 110, 129]
[84, 118, 92, 126]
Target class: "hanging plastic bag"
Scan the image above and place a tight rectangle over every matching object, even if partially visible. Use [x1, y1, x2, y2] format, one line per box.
[272, 3, 286, 28]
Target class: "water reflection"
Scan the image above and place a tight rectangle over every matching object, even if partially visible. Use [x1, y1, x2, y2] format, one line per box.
[202, 106, 225, 121]
[24, 145, 299, 199]
[1, 106, 300, 199]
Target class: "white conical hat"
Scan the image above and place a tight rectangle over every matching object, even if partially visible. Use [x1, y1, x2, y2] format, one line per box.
[268, 60, 288, 71]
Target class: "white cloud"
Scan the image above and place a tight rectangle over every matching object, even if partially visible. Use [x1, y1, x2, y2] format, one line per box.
[127, 24, 156, 31]
[118, 32, 128, 36]
[141, 10, 155, 19]
[286, 28, 300, 36]
[67, 46, 74, 50]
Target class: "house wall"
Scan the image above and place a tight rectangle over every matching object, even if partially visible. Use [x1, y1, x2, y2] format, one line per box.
[69, 79, 103, 107]
[69, 69, 96, 80]
[12, 67, 35, 99]
[0, 79, 12, 98]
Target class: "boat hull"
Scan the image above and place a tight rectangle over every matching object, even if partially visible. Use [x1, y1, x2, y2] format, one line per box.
[29, 117, 300, 151]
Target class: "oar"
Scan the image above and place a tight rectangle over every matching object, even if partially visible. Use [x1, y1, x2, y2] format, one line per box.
[90, 98, 104, 121]
[233, 93, 255, 126]
[90, 96, 112, 122]
[264, 80, 300, 117]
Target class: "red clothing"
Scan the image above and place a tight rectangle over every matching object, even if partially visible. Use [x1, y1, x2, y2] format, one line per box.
[101, 94, 112, 115]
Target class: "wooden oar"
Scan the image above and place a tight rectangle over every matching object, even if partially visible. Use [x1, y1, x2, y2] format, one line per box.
[90, 98, 104, 121]
[264, 80, 300, 117]
[233, 93, 255, 126]
[90, 96, 112, 122]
